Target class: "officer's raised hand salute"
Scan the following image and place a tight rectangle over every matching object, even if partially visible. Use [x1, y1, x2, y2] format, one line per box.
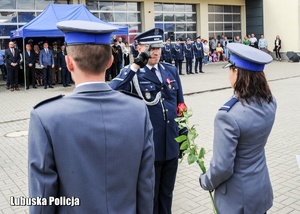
[110, 28, 185, 214]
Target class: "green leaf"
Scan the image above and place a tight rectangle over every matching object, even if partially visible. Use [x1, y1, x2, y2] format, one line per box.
[197, 160, 206, 173]
[175, 135, 187, 143]
[198, 147, 206, 159]
[187, 154, 197, 165]
[180, 141, 189, 150]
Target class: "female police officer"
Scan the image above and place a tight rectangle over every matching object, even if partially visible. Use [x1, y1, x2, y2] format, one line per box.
[200, 43, 277, 214]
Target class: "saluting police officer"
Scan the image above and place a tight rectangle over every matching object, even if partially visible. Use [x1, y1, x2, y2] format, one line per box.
[28, 20, 155, 214]
[200, 43, 276, 214]
[172, 38, 184, 75]
[110, 28, 185, 214]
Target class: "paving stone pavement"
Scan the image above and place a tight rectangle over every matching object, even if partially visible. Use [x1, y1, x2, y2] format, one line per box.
[0, 60, 300, 214]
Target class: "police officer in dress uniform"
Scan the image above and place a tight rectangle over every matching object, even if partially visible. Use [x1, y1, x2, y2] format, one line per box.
[163, 38, 173, 64]
[193, 36, 204, 73]
[28, 20, 155, 214]
[184, 37, 194, 74]
[110, 28, 185, 214]
[200, 43, 276, 214]
[172, 38, 184, 75]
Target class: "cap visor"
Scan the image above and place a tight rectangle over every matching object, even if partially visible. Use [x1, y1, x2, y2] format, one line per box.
[222, 62, 233, 69]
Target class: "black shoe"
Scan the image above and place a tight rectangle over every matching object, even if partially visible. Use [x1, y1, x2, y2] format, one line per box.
[44, 86, 47, 89]
[26, 87, 29, 90]
[49, 85, 54, 88]
[195, 71, 199, 74]
[33, 86, 37, 89]
[52, 83, 56, 85]
[179, 73, 185, 75]
[200, 71, 205, 73]
[66, 84, 71, 87]
[190, 72, 195, 74]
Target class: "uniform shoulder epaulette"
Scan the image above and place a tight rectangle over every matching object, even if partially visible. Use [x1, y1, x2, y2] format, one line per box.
[119, 90, 142, 100]
[33, 95, 64, 109]
[219, 97, 239, 112]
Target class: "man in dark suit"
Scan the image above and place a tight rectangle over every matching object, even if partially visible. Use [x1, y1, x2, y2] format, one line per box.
[28, 20, 155, 214]
[110, 28, 185, 214]
[111, 39, 122, 79]
[39, 41, 54, 89]
[57, 44, 70, 87]
[24, 43, 36, 89]
[5, 41, 21, 91]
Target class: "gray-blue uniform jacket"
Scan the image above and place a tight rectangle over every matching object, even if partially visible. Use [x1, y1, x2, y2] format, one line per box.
[110, 62, 184, 161]
[28, 83, 155, 214]
[200, 96, 277, 214]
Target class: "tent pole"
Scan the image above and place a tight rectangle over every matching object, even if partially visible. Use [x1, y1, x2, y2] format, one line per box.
[23, 38, 26, 90]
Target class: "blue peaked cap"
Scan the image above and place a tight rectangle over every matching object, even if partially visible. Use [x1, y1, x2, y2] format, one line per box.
[134, 28, 164, 48]
[57, 20, 118, 45]
[223, 43, 273, 72]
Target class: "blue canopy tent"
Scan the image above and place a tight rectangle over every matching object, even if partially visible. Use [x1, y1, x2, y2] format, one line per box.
[11, 4, 128, 39]
[10, 4, 128, 88]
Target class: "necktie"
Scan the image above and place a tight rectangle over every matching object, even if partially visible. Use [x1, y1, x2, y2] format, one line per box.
[11, 48, 14, 56]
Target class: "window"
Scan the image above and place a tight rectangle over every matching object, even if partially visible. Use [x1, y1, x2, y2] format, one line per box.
[208, 5, 241, 41]
[154, 3, 196, 41]
[87, 1, 141, 43]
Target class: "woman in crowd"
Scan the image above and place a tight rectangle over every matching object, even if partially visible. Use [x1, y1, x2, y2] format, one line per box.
[203, 40, 210, 65]
[274, 35, 281, 61]
[123, 42, 130, 66]
[200, 43, 276, 214]
[33, 44, 43, 86]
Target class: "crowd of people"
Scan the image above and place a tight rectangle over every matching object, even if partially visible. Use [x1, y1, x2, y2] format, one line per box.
[0, 40, 71, 91]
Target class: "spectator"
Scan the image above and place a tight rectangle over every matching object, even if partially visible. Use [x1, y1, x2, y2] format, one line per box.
[203, 40, 210, 65]
[39, 42, 55, 89]
[5, 41, 21, 91]
[216, 43, 225, 61]
[131, 39, 139, 58]
[258, 34, 268, 54]
[57, 44, 71, 87]
[210, 35, 218, 52]
[274, 35, 282, 61]
[249, 33, 257, 48]
[223, 37, 229, 60]
[234, 36, 242, 43]
[24, 43, 36, 89]
[0, 49, 7, 82]
[123, 42, 130, 66]
[33, 45, 43, 87]
[243, 36, 250, 45]
[111, 39, 122, 79]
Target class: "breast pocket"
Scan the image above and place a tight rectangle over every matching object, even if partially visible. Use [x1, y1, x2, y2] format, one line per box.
[139, 82, 157, 101]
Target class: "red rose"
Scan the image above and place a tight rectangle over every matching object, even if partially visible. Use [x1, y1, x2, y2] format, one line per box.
[177, 102, 188, 116]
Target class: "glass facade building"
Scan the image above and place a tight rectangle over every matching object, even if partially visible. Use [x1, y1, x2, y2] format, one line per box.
[1, 0, 242, 48]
